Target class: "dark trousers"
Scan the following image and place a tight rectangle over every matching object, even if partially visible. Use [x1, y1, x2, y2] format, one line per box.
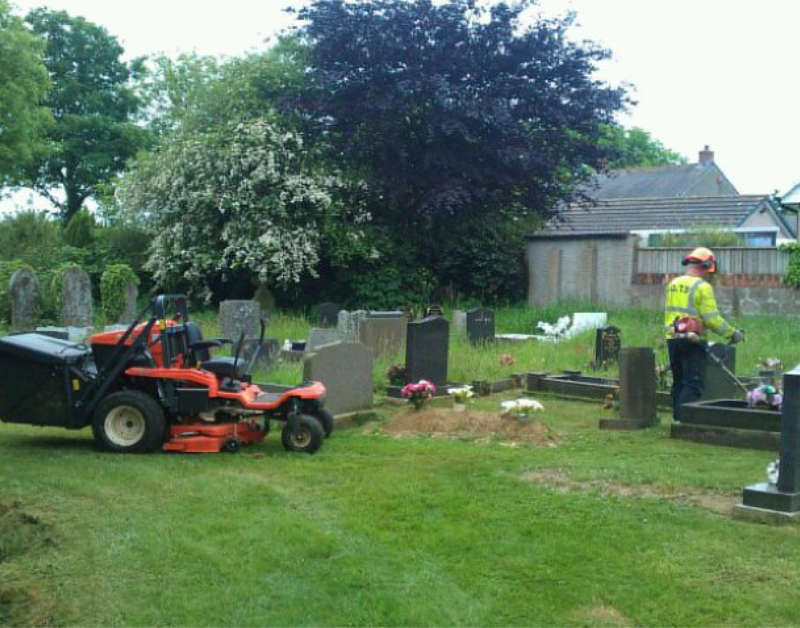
[667, 338, 706, 421]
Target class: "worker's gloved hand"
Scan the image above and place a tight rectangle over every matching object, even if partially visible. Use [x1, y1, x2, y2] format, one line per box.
[730, 330, 745, 344]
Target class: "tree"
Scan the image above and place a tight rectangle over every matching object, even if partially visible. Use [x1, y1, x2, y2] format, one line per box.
[0, 0, 51, 186]
[115, 119, 372, 299]
[295, 0, 629, 226]
[24, 8, 148, 223]
[603, 126, 686, 169]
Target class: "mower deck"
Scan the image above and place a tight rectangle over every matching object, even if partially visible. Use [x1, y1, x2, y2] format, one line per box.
[163, 421, 266, 453]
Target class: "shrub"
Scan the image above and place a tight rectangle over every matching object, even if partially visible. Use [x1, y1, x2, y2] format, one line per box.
[63, 209, 95, 248]
[779, 242, 800, 288]
[100, 264, 140, 322]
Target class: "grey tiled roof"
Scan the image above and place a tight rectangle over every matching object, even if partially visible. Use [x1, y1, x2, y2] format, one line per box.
[538, 195, 778, 235]
[587, 162, 738, 198]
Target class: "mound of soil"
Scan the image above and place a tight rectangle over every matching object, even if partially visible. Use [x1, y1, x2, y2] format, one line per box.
[379, 408, 559, 446]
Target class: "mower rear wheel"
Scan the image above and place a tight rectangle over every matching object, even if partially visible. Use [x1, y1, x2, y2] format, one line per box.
[92, 390, 166, 453]
[281, 414, 323, 454]
[316, 408, 334, 438]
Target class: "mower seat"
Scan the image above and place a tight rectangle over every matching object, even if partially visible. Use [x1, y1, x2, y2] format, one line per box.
[200, 357, 243, 380]
[183, 321, 232, 367]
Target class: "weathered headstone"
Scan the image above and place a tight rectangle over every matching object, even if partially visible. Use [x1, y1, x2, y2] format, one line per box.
[219, 300, 262, 342]
[425, 304, 444, 317]
[360, 315, 406, 356]
[594, 326, 621, 367]
[61, 267, 93, 327]
[118, 282, 138, 324]
[406, 316, 449, 387]
[306, 327, 343, 353]
[9, 268, 40, 331]
[466, 307, 495, 345]
[337, 309, 367, 343]
[736, 364, 800, 520]
[303, 342, 373, 415]
[317, 302, 339, 327]
[600, 347, 657, 430]
[452, 309, 467, 333]
[701, 344, 740, 400]
[253, 283, 275, 313]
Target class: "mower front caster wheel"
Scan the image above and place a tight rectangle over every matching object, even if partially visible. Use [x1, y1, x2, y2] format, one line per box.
[92, 390, 166, 453]
[281, 414, 323, 454]
[316, 408, 334, 438]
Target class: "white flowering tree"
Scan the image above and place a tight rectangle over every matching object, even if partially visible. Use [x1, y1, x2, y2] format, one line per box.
[116, 119, 370, 297]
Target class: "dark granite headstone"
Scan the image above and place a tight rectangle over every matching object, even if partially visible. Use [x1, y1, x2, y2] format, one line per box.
[466, 307, 495, 345]
[61, 266, 93, 327]
[9, 268, 39, 331]
[303, 342, 373, 415]
[600, 347, 657, 430]
[317, 302, 339, 327]
[701, 344, 740, 400]
[594, 326, 621, 366]
[406, 316, 449, 387]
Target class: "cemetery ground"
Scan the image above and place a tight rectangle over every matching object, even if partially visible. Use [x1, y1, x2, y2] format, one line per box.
[1, 303, 799, 626]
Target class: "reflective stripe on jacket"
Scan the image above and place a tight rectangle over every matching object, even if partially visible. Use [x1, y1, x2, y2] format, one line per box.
[664, 274, 734, 339]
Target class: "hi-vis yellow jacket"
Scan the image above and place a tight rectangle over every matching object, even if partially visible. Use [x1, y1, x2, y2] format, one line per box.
[664, 274, 734, 340]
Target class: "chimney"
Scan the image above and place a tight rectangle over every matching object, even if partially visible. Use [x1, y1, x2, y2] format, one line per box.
[698, 145, 714, 165]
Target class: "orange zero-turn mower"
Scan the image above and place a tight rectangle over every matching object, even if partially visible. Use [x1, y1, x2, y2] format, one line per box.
[0, 295, 332, 454]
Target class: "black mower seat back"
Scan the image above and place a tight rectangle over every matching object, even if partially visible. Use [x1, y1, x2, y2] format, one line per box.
[200, 357, 244, 379]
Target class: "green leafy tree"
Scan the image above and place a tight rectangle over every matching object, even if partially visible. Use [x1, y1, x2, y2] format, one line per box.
[24, 8, 148, 223]
[115, 119, 371, 299]
[603, 126, 687, 169]
[0, 0, 51, 185]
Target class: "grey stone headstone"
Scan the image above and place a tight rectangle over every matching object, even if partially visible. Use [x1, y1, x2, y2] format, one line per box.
[306, 327, 343, 353]
[61, 267, 93, 327]
[9, 268, 39, 331]
[701, 344, 739, 401]
[119, 282, 138, 324]
[337, 309, 367, 343]
[234, 337, 280, 372]
[367, 310, 404, 319]
[316, 302, 339, 327]
[219, 300, 262, 341]
[466, 307, 495, 345]
[453, 310, 466, 333]
[406, 316, 449, 387]
[359, 315, 406, 356]
[303, 342, 373, 415]
[253, 283, 275, 313]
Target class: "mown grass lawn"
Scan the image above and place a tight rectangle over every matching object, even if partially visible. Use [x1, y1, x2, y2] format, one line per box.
[1, 390, 797, 627]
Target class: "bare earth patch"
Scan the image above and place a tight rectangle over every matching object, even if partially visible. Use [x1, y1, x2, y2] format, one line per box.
[376, 408, 559, 447]
[571, 604, 633, 628]
[522, 469, 739, 515]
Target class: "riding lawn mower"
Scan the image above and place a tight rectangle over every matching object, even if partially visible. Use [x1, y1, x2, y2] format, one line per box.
[0, 295, 332, 454]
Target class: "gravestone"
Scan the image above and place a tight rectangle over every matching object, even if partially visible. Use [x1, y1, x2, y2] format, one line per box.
[701, 344, 740, 400]
[406, 316, 449, 387]
[337, 309, 367, 343]
[425, 305, 443, 317]
[466, 307, 495, 345]
[600, 347, 657, 430]
[61, 267, 93, 327]
[119, 282, 139, 324]
[219, 300, 262, 342]
[303, 342, 373, 415]
[317, 302, 339, 328]
[452, 310, 467, 334]
[594, 326, 621, 367]
[253, 283, 275, 313]
[9, 268, 40, 331]
[306, 327, 343, 353]
[736, 364, 800, 520]
[360, 314, 406, 356]
[234, 337, 280, 371]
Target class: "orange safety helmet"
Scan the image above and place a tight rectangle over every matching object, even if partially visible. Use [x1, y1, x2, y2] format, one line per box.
[681, 246, 717, 273]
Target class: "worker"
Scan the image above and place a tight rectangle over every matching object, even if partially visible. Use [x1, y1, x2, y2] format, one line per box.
[664, 246, 744, 421]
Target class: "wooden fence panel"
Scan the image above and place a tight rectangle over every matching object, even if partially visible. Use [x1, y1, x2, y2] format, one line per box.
[635, 247, 788, 275]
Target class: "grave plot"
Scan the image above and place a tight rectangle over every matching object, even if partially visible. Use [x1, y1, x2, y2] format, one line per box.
[671, 400, 781, 451]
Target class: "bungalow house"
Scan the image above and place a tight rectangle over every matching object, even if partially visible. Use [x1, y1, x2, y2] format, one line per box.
[525, 147, 797, 307]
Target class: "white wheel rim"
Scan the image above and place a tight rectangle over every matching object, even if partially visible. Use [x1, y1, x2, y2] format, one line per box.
[104, 405, 146, 447]
[290, 426, 312, 448]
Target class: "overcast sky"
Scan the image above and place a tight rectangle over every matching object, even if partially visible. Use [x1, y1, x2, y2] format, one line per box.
[5, 0, 800, 212]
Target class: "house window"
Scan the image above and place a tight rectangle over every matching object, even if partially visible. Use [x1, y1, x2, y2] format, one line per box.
[740, 232, 776, 247]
